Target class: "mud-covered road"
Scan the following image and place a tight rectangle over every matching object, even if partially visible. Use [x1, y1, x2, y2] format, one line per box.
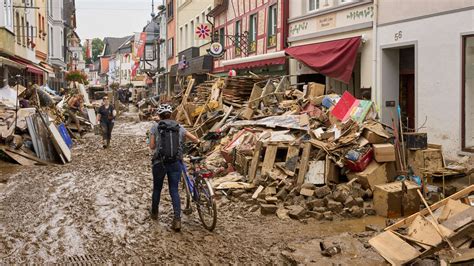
[0, 118, 387, 265]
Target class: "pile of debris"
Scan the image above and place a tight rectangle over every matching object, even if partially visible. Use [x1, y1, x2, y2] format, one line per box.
[370, 185, 474, 265]
[168, 74, 471, 223]
[0, 82, 96, 165]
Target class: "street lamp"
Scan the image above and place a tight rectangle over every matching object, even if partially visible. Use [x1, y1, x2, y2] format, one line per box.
[72, 54, 78, 71]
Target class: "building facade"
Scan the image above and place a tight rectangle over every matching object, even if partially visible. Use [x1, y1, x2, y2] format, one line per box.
[287, 0, 373, 97]
[210, 0, 289, 76]
[48, 0, 67, 89]
[376, 1, 474, 158]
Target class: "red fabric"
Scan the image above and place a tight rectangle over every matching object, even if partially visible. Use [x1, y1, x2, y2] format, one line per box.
[100, 58, 109, 74]
[223, 57, 285, 71]
[285, 37, 361, 84]
[26, 65, 43, 75]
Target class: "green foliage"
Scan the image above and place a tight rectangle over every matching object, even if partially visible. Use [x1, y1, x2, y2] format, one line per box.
[66, 70, 88, 84]
[91, 38, 104, 61]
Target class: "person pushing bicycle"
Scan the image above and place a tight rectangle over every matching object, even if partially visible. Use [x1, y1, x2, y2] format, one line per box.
[148, 104, 200, 231]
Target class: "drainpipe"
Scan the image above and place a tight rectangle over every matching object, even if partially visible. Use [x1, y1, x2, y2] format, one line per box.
[371, 0, 378, 104]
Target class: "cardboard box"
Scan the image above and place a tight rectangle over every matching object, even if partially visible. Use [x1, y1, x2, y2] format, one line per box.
[347, 161, 397, 190]
[373, 181, 421, 218]
[373, 143, 396, 162]
[407, 146, 444, 177]
[307, 82, 325, 98]
[362, 129, 387, 144]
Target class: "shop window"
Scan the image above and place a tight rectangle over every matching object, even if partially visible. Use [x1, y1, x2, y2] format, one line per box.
[235, 20, 241, 56]
[249, 14, 257, 53]
[267, 4, 277, 47]
[463, 35, 474, 151]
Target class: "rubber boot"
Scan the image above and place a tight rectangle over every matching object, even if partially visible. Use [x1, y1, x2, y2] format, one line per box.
[106, 139, 110, 148]
[171, 218, 181, 232]
[102, 139, 107, 149]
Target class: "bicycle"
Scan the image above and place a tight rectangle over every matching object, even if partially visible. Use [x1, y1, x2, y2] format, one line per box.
[179, 157, 217, 231]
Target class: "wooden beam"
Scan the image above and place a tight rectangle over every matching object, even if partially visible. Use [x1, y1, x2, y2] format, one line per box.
[261, 144, 278, 176]
[248, 141, 263, 182]
[297, 142, 311, 185]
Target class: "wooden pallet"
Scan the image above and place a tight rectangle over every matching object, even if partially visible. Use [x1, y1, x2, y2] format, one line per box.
[248, 141, 312, 184]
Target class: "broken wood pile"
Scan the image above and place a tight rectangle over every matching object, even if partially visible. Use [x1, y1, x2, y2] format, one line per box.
[370, 185, 474, 265]
[0, 82, 96, 165]
[222, 76, 267, 108]
[169, 74, 470, 224]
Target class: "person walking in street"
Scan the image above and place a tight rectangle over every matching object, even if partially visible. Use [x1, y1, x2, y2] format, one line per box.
[66, 93, 84, 133]
[96, 96, 116, 148]
[148, 104, 200, 232]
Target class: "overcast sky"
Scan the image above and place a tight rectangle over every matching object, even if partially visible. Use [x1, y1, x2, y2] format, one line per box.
[76, 0, 164, 41]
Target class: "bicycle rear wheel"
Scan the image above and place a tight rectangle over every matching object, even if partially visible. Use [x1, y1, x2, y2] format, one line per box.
[194, 177, 217, 231]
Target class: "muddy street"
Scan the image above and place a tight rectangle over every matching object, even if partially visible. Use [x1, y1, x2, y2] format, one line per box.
[0, 118, 386, 265]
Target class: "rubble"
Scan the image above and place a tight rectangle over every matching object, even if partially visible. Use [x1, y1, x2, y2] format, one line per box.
[1, 82, 97, 165]
[369, 185, 474, 265]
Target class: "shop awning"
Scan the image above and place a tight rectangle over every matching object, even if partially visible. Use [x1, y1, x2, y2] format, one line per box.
[38, 62, 54, 74]
[25, 64, 43, 75]
[221, 51, 286, 71]
[285, 36, 361, 84]
[0, 56, 26, 70]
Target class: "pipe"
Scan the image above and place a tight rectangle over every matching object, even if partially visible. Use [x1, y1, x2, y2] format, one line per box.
[371, 0, 378, 105]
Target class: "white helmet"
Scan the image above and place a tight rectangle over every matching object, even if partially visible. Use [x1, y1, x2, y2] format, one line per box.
[157, 104, 173, 114]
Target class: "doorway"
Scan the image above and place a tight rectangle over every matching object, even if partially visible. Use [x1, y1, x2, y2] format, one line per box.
[399, 48, 415, 130]
[380, 44, 416, 129]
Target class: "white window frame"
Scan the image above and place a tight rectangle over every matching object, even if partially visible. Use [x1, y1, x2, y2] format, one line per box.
[249, 13, 257, 42]
[190, 20, 194, 47]
[308, 0, 321, 12]
[269, 4, 277, 36]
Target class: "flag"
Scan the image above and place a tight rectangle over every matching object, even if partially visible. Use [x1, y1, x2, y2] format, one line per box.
[85, 39, 92, 59]
[133, 32, 147, 61]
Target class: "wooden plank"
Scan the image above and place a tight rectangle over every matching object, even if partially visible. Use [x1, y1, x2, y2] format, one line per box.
[442, 207, 474, 231]
[1, 148, 36, 166]
[261, 144, 278, 175]
[4, 147, 50, 165]
[369, 230, 421, 265]
[385, 184, 474, 231]
[297, 142, 312, 185]
[407, 214, 453, 250]
[438, 199, 470, 223]
[286, 145, 300, 161]
[248, 141, 263, 182]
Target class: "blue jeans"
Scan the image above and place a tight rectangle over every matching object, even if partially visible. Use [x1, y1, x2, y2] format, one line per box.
[151, 161, 181, 219]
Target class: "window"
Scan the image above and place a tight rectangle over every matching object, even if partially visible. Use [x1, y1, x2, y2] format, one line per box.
[267, 4, 277, 47]
[167, 38, 174, 58]
[48, 0, 53, 16]
[4, 0, 13, 29]
[26, 22, 30, 47]
[15, 12, 20, 44]
[42, 17, 45, 40]
[248, 14, 257, 53]
[463, 35, 474, 151]
[201, 12, 205, 26]
[21, 16, 26, 46]
[179, 27, 183, 51]
[185, 24, 188, 50]
[50, 27, 54, 56]
[309, 0, 320, 11]
[167, 0, 174, 19]
[235, 20, 241, 55]
[30, 26, 34, 47]
[219, 27, 225, 47]
[190, 21, 194, 47]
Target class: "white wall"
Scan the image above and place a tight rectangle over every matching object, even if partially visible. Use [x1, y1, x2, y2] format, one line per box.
[377, 9, 474, 158]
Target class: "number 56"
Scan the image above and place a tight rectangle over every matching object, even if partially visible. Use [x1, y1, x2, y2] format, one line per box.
[395, 31, 403, 41]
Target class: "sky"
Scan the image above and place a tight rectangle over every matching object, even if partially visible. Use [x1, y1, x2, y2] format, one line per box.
[76, 0, 164, 42]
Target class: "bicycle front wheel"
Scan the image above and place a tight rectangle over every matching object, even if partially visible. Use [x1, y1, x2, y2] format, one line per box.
[194, 177, 217, 231]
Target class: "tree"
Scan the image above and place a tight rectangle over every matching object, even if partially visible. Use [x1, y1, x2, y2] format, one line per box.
[83, 38, 105, 64]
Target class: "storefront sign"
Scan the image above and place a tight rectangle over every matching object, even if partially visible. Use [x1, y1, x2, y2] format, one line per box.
[317, 14, 336, 31]
[208, 42, 225, 58]
[289, 3, 373, 38]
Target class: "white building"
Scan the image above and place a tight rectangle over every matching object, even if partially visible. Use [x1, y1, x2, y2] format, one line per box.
[376, 1, 474, 158]
[47, 0, 66, 88]
[288, 0, 374, 98]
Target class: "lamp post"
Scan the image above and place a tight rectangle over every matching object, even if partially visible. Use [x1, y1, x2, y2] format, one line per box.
[73, 55, 78, 71]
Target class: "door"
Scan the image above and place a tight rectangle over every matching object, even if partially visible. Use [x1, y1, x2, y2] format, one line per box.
[400, 74, 415, 129]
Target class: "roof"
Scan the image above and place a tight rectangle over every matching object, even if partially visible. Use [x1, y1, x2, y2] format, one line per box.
[102, 36, 132, 56]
